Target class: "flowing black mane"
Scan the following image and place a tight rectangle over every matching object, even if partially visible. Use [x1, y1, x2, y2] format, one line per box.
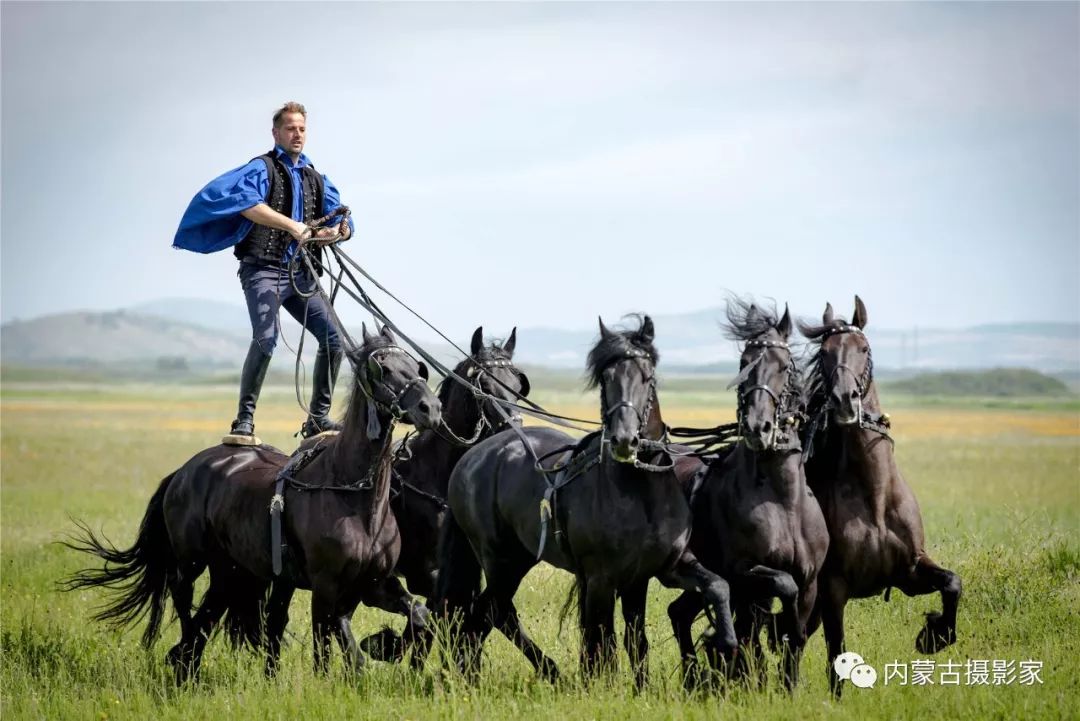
[796, 314, 853, 417]
[438, 342, 513, 406]
[724, 299, 805, 411]
[585, 315, 658, 390]
[724, 297, 782, 342]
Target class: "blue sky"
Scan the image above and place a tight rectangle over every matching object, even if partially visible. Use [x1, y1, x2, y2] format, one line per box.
[2, 2, 1077, 342]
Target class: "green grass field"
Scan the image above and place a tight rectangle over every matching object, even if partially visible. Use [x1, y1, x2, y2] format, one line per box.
[2, 381, 1078, 720]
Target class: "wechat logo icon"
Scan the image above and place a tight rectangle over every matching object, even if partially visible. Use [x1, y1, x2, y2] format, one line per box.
[834, 651, 877, 689]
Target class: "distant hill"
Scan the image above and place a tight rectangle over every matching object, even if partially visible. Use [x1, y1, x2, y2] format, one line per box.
[2, 299, 1077, 374]
[885, 368, 1071, 397]
[0, 310, 248, 366]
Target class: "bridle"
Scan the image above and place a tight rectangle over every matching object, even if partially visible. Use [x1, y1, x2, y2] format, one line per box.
[356, 345, 429, 439]
[598, 347, 668, 467]
[735, 337, 802, 452]
[820, 324, 874, 403]
[434, 356, 525, 446]
[802, 324, 892, 457]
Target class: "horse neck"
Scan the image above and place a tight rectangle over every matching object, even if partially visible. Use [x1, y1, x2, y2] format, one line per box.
[333, 397, 396, 509]
[444, 386, 481, 440]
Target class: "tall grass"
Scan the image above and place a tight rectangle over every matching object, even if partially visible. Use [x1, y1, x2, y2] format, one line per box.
[2, 383, 1078, 720]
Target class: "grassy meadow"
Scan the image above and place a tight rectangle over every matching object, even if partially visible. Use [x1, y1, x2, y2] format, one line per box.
[1, 378, 1078, 720]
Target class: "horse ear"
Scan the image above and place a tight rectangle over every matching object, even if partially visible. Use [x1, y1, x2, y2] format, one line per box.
[380, 324, 396, 342]
[822, 303, 835, 325]
[640, 315, 655, 344]
[417, 361, 429, 381]
[503, 327, 517, 356]
[517, 371, 531, 398]
[598, 316, 613, 340]
[853, 295, 868, 329]
[777, 304, 792, 338]
[361, 322, 373, 344]
[470, 326, 484, 356]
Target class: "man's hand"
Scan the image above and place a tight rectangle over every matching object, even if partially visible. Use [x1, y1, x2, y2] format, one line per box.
[337, 219, 352, 241]
[289, 222, 312, 242]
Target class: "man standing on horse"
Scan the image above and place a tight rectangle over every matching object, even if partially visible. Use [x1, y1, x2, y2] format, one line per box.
[173, 102, 354, 440]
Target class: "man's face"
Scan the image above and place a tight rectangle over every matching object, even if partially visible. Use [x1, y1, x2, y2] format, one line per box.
[272, 112, 306, 156]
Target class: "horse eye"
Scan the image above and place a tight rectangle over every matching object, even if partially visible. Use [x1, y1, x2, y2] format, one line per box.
[861, 347, 869, 354]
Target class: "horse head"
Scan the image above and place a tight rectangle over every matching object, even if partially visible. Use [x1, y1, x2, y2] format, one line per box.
[799, 295, 871, 426]
[588, 315, 659, 464]
[725, 299, 798, 452]
[353, 323, 442, 432]
[441, 326, 530, 437]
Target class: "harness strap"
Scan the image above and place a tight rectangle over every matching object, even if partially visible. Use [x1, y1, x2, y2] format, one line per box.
[270, 475, 286, 576]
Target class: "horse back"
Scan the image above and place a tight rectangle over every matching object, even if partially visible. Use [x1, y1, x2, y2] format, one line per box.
[163, 444, 288, 572]
[447, 426, 576, 568]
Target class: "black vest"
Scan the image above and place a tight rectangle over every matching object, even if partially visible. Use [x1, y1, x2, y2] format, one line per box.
[234, 153, 325, 267]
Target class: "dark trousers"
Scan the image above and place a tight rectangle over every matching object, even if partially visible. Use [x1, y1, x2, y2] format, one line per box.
[234, 261, 343, 424]
[239, 261, 342, 356]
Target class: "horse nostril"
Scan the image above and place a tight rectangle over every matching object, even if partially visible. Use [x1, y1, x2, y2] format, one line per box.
[761, 421, 773, 435]
[417, 401, 430, 415]
[629, 436, 640, 448]
[850, 389, 859, 399]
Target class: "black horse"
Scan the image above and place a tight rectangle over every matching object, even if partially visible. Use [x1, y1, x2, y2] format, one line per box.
[799, 297, 961, 696]
[435, 315, 736, 687]
[356, 326, 552, 670]
[668, 300, 829, 691]
[63, 324, 442, 681]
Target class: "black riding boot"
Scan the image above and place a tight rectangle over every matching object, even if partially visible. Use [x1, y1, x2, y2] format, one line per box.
[231, 341, 273, 436]
[300, 345, 343, 438]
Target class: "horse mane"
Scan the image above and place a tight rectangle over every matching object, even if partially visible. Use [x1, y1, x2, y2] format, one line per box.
[724, 297, 781, 341]
[724, 297, 806, 411]
[585, 314, 658, 390]
[797, 314, 852, 423]
[438, 341, 513, 406]
[341, 333, 399, 437]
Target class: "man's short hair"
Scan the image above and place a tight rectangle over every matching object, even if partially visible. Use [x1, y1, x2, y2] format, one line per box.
[273, 102, 307, 127]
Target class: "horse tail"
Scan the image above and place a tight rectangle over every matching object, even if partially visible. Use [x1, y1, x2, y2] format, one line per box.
[222, 582, 270, 650]
[433, 508, 482, 626]
[60, 473, 178, 648]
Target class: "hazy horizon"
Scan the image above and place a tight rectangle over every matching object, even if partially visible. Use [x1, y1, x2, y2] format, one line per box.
[3, 2, 1077, 343]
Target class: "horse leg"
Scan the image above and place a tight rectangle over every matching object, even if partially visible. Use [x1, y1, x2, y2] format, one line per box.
[477, 549, 558, 682]
[362, 576, 431, 671]
[497, 602, 561, 683]
[263, 582, 295, 678]
[620, 580, 650, 691]
[667, 591, 705, 691]
[331, 609, 366, 677]
[899, 555, 962, 654]
[164, 561, 202, 673]
[728, 599, 765, 688]
[780, 578, 817, 693]
[660, 554, 738, 674]
[819, 575, 849, 698]
[176, 576, 229, 684]
[310, 587, 338, 675]
[579, 577, 617, 679]
[734, 565, 801, 691]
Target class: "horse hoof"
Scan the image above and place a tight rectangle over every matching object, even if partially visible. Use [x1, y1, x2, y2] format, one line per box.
[358, 627, 404, 663]
[539, 660, 561, 684]
[915, 612, 957, 654]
